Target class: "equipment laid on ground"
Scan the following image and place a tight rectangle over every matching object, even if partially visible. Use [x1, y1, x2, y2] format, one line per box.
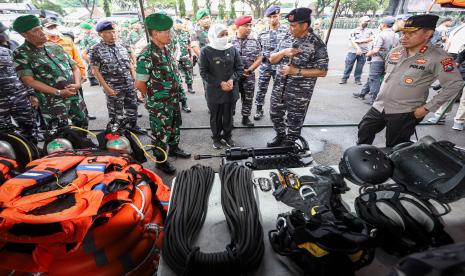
[0, 150, 170, 275]
[0, 156, 17, 185]
[339, 144, 393, 186]
[0, 132, 40, 171]
[269, 166, 375, 276]
[194, 135, 312, 170]
[272, 166, 350, 215]
[390, 242, 465, 276]
[43, 119, 97, 155]
[389, 136, 465, 202]
[355, 184, 453, 256]
[163, 164, 264, 275]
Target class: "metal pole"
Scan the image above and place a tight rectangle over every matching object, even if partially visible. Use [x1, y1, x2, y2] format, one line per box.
[138, 0, 150, 42]
[325, 0, 341, 45]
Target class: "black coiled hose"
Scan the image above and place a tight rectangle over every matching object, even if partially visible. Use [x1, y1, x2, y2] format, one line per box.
[162, 163, 264, 275]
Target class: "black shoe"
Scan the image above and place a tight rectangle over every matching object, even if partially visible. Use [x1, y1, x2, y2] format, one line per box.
[267, 135, 285, 147]
[187, 85, 195, 94]
[355, 80, 363, 85]
[88, 115, 97, 120]
[137, 114, 143, 117]
[89, 78, 99, 86]
[242, 116, 254, 127]
[254, 106, 263, 121]
[352, 92, 365, 99]
[213, 139, 222, 149]
[169, 146, 191, 158]
[221, 138, 235, 147]
[339, 79, 347, 84]
[182, 103, 191, 113]
[156, 161, 176, 174]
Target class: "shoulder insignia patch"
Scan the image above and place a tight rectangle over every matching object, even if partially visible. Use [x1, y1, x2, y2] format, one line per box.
[419, 46, 428, 53]
[440, 57, 455, 72]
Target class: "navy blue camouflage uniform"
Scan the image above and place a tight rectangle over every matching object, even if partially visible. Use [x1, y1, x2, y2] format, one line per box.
[90, 42, 138, 126]
[256, 25, 288, 107]
[0, 47, 36, 142]
[231, 35, 261, 117]
[270, 32, 328, 137]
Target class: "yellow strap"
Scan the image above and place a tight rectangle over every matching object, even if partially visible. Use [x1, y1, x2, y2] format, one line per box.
[129, 131, 168, 164]
[297, 242, 329, 257]
[7, 134, 32, 163]
[69, 126, 97, 137]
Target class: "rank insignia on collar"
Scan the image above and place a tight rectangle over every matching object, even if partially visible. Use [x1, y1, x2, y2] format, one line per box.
[389, 52, 401, 60]
[416, 59, 427, 64]
[419, 46, 428, 53]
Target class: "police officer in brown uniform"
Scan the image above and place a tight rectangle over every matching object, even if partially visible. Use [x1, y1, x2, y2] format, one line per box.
[357, 14, 464, 147]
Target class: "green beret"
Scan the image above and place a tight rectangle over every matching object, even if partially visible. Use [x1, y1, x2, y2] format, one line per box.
[144, 13, 173, 31]
[121, 23, 129, 27]
[13, 15, 40, 33]
[84, 19, 93, 23]
[196, 8, 210, 21]
[129, 18, 139, 24]
[80, 22, 93, 30]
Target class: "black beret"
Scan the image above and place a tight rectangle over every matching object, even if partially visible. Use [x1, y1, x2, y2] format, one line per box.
[286, 8, 312, 24]
[398, 14, 439, 32]
[96, 20, 115, 32]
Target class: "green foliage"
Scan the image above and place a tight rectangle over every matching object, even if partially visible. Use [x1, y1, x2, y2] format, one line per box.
[32, 0, 65, 15]
[193, 0, 199, 17]
[103, 0, 111, 16]
[147, 0, 177, 9]
[205, 0, 212, 14]
[352, 0, 380, 14]
[229, 0, 236, 19]
[179, 0, 186, 17]
[218, 0, 225, 20]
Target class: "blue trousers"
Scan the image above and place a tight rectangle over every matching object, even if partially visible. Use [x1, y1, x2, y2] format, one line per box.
[360, 61, 385, 98]
[342, 52, 366, 82]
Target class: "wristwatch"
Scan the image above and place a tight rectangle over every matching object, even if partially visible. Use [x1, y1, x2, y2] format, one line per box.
[55, 89, 61, 96]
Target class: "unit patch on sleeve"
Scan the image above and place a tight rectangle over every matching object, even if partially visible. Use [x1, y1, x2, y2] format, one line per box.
[440, 57, 455, 72]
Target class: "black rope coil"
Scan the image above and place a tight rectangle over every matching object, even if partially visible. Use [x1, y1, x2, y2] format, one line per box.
[162, 163, 264, 275]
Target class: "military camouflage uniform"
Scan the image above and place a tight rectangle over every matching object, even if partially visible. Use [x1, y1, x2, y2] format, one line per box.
[13, 41, 88, 128]
[0, 47, 36, 141]
[79, 32, 100, 82]
[256, 25, 288, 106]
[119, 28, 132, 52]
[90, 42, 138, 127]
[174, 29, 194, 89]
[136, 42, 182, 156]
[270, 32, 328, 137]
[231, 35, 261, 116]
[191, 26, 209, 50]
[129, 30, 141, 46]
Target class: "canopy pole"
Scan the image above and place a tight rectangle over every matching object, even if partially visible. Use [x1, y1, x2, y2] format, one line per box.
[324, 0, 341, 45]
[138, 0, 149, 42]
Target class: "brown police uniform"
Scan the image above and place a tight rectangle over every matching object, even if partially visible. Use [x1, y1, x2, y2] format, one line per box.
[357, 14, 463, 147]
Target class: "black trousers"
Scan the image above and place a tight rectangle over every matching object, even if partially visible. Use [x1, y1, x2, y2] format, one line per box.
[207, 101, 234, 141]
[357, 107, 422, 147]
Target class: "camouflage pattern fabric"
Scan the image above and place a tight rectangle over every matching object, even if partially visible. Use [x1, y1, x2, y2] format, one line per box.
[90, 42, 137, 126]
[174, 29, 194, 88]
[0, 47, 36, 142]
[231, 36, 261, 116]
[255, 25, 288, 106]
[136, 42, 182, 156]
[13, 41, 88, 128]
[79, 32, 100, 52]
[191, 27, 209, 49]
[270, 32, 328, 137]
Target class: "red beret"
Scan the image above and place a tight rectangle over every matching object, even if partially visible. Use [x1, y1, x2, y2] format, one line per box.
[235, 15, 252, 27]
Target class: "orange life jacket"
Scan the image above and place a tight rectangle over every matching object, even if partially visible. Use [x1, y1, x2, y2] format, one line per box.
[435, 0, 465, 6]
[0, 152, 168, 274]
[0, 157, 17, 185]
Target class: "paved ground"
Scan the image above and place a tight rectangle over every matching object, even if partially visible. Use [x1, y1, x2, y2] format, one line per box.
[79, 28, 465, 275]
[82, 28, 464, 182]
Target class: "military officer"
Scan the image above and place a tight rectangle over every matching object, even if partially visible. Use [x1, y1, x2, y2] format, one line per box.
[357, 14, 464, 147]
[0, 46, 36, 143]
[267, 8, 329, 147]
[90, 20, 138, 128]
[174, 19, 195, 94]
[231, 15, 262, 127]
[135, 13, 191, 175]
[254, 5, 288, 121]
[191, 8, 211, 57]
[13, 15, 88, 129]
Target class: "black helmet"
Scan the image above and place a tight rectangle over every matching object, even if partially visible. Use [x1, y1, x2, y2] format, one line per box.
[339, 145, 393, 185]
